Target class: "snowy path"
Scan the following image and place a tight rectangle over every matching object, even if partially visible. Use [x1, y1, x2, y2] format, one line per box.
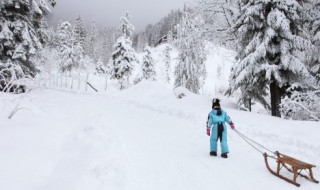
[0, 86, 319, 190]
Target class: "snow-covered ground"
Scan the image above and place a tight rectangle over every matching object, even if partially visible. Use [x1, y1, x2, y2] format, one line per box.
[0, 80, 319, 190]
[1, 45, 319, 190]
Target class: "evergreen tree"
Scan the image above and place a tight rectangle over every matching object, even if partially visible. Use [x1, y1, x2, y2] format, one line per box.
[174, 12, 207, 94]
[142, 46, 156, 80]
[110, 12, 138, 90]
[163, 45, 172, 83]
[100, 27, 113, 64]
[86, 21, 99, 62]
[230, 0, 314, 117]
[74, 15, 87, 47]
[0, 0, 53, 88]
[56, 22, 84, 72]
[311, 1, 320, 85]
[118, 12, 134, 40]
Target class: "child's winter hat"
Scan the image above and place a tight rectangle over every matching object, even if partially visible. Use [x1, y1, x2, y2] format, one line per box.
[212, 98, 221, 108]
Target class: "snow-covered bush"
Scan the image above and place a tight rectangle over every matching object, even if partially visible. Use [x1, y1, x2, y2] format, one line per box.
[95, 60, 107, 75]
[174, 86, 192, 99]
[280, 84, 320, 121]
[0, 60, 26, 93]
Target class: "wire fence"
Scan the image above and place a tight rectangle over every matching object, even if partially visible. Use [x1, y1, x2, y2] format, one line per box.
[23, 72, 109, 93]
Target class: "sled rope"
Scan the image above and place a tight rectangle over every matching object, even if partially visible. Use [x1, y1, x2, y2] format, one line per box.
[233, 129, 275, 156]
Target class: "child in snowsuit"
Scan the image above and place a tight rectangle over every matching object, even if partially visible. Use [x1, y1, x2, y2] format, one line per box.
[206, 98, 235, 158]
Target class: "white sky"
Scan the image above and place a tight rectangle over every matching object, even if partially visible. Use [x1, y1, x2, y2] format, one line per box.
[48, 0, 186, 32]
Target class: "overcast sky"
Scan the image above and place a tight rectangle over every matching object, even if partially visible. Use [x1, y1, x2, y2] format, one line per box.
[48, 0, 186, 32]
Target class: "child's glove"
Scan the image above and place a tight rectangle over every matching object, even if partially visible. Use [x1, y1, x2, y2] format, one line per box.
[206, 128, 211, 136]
[230, 122, 235, 130]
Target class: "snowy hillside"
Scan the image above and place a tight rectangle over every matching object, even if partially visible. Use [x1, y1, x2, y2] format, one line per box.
[0, 79, 319, 190]
[2, 0, 319, 189]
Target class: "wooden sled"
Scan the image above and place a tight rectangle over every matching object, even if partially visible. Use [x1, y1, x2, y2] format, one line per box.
[264, 151, 319, 187]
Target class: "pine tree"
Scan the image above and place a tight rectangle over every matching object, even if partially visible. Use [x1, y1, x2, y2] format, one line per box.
[101, 27, 112, 64]
[56, 22, 84, 72]
[74, 15, 87, 47]
[0, 0, 53, 88]
[118, 12, 134, 40]
[86, 21, 99, 62]
[142, 46, 156, 80]
[230, 0, 314, 117]
[110, 12, 138, 90]
[311, 1, 320, 85]
[163, 45, 172, 83]
[174, 12, 207, 94]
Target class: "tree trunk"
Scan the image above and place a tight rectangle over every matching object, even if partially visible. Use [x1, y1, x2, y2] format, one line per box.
[248, 98, 252, 112]
[270, 82, 281, 117]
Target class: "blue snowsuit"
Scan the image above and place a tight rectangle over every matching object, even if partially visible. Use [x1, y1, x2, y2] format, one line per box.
[207, 109, 232, 154]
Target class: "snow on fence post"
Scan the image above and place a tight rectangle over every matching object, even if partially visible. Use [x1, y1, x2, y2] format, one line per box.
[60, 73, 63, 87]
[78, 73, 81, 90]
[85, 73, 89, 91]
[71, 73, 74, 89]
[104, 74, 108, 91]
[50, 73, 53, 87]
[39, 73, 42, 87]
[44, 73, 47, 87]
[65, 73, 68, 88]
[55, 73, 58, 87]
[51, 73, 54, 87]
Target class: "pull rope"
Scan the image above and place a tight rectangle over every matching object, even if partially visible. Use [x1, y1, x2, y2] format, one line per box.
[233, 128, 276, 155]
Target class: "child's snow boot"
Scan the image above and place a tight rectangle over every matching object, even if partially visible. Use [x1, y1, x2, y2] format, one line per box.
[221, 153, 228, 158]
[210, 151, 217, 156]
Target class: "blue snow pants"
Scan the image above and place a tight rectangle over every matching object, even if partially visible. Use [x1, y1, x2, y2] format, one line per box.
[210, 123, 229, 153]
[207, 109, 231, 154]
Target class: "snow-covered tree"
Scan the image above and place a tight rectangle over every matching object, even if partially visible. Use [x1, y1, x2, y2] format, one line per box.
[74, 15, 87, 47]
[163, 45, 172, 83]
[310, 1, 320, 85]
[110, 37, 138, 89]
[101, 27, 112, 64]
[142, 46, 156, 80]
[118, 12, 134, 40]
[110, 12, 138, 90]
[229, 0, 314, 117]
[174, 12, 207, 94]
[86, 21, 99, 62]
[56, 22, 84, 72]
[0, 0, 53, 87]
[196, 0, 240, 47]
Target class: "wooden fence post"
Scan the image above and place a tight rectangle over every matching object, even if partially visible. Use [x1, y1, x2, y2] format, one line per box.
[44, 73, 47, 87]
[60, 74, 63, 87]
[71, 74, 74, 89]
[85, 73, 89, 91]
[78, 73, 81, 90]
[105, 74, 108, 91]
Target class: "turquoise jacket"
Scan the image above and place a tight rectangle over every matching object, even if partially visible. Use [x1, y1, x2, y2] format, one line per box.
[207, 109, 232, 128]
[207, 109, 232, 154]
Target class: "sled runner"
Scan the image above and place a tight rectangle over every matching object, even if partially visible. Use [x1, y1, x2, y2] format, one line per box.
[264, 151, 319, 187]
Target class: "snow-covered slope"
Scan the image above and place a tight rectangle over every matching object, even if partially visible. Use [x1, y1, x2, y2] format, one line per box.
[0, 81, 319, 190]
